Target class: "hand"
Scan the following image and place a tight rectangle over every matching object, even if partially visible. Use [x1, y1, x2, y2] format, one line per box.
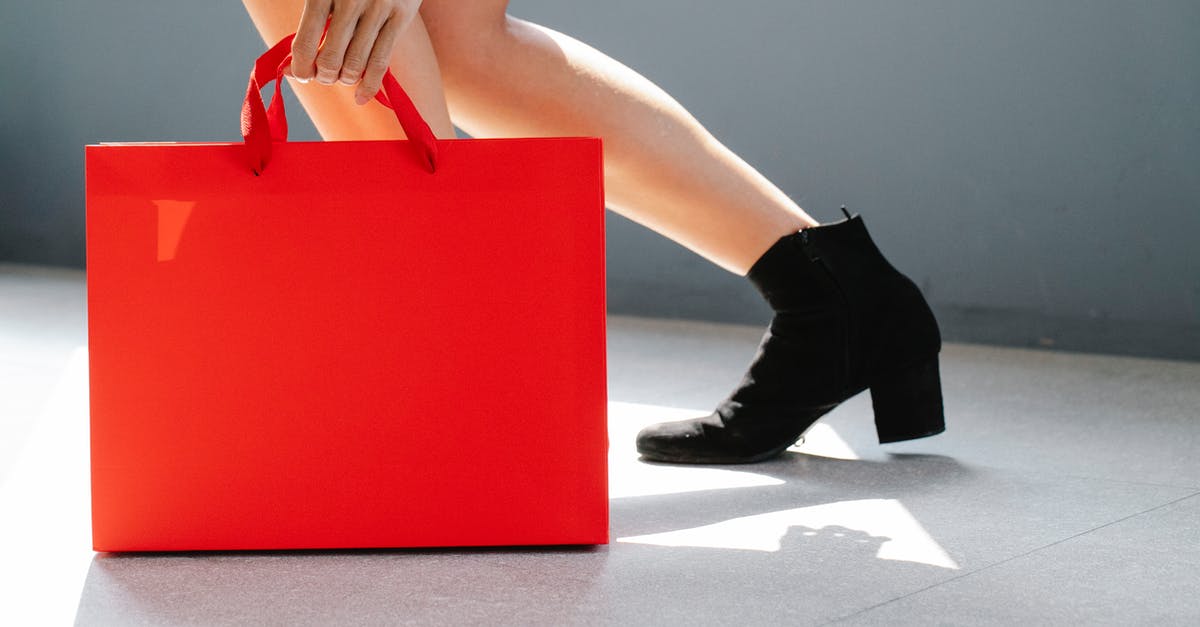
[289, 0, 422, 105]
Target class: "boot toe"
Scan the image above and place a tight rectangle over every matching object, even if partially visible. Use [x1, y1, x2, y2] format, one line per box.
[635, 419, 708, 462]
[635, 414, 797, 464]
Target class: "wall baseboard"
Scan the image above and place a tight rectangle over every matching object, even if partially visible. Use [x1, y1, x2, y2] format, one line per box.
[607, 282, 1200, 363]
[930, 305, 1200, 363]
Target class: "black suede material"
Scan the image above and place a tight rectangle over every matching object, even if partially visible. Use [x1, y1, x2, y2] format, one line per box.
[636, 214, 943, 464]
[800, 216, 942, 384]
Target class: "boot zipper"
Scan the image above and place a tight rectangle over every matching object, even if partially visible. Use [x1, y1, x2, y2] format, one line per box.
[797, 227, 854, 398]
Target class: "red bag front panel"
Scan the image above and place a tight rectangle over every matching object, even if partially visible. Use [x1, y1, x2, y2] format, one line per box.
[86, 137, 606, 551]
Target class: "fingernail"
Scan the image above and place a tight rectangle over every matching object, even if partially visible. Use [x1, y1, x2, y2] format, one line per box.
[292, 75, 310, 84]
[355, 93, 369, 106]
[339, 76, 357, 86]
[316, 70, 337, 85]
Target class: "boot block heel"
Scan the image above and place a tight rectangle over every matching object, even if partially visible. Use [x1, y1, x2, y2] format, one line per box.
[870, 357, 945, 444]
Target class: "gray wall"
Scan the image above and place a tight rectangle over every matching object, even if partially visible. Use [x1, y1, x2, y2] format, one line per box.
[3, 1, 1198, 360]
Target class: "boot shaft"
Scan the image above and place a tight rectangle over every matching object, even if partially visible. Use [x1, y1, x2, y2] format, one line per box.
[747, 214, 941, 385]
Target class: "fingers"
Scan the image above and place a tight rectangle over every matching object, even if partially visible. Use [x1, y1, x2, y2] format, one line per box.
[290, 0, 332, 82]
[339, 9, 387, 87]
[288, 0, 412, 101]
[313, 5, 363, 85]
[355, 15, 403, 104]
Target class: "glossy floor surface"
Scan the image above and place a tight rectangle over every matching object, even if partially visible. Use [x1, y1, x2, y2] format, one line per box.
[1, 264, 1198, 625]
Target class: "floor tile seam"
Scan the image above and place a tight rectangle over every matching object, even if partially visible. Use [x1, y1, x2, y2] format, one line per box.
[822, 490, 1200, 625]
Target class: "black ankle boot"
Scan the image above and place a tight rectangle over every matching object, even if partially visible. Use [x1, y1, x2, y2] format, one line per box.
[636, 209, 944, 464]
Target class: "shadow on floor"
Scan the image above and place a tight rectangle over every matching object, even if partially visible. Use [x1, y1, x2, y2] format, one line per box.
[74, 452, 973, 625]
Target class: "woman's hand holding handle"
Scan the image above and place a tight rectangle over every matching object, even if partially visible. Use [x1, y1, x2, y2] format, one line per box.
[289, 0, 423, 105]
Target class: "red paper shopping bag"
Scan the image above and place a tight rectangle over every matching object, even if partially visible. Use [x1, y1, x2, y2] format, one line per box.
[86, 33, 607, 551]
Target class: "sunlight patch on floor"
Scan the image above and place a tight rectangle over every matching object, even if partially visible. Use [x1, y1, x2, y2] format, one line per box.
[607, 401, 785, 498]
[791, 423, 861, 460]
[617, 498, 960, 570]
[0, 347, 93, 623]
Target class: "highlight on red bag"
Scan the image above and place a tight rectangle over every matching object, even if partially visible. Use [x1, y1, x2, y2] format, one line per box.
[85, 32, 607, 552]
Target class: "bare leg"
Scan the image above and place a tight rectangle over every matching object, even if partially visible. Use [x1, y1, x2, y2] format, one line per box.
[239, 2, 944, 465]
[243, 0, 815, 273]
[420, 1, 817, 274]
[242, 1, 455, 140]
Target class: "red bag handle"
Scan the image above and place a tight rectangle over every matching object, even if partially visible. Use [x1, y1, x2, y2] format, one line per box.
[241, 31, 439, 175]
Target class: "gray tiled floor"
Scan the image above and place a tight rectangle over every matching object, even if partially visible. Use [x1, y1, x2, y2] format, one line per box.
[842, 493, 1200, 625]
[1, 264, 1198, 625]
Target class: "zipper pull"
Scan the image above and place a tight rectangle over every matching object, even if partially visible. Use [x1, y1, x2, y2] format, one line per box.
[797, 229, 819, 262]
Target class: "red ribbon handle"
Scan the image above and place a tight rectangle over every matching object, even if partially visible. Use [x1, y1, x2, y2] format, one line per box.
[241, 32, 439, 175]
